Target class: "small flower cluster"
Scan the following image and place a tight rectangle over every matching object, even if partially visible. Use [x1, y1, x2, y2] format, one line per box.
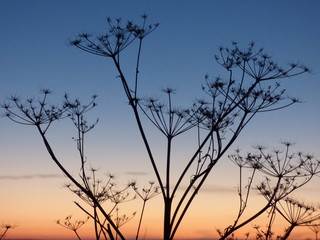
[215, 41, 309, 80]
[141, 88, 207, 137]
[71, 15, 159, 57]
[132, 181, 160, 202]
[230, 143, 320, 201]
[113, 207, 136, 229]
[66, 169, 135, 208]
[2, 89, 66, 133]
[278, 197, 320, 226]
[0, 223, 17, 240]
[56, 215, 89, 231]
[56, 215, 89, 240]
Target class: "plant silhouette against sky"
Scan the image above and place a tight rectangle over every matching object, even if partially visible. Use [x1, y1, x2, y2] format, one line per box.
[57, 215, 89, 240]
[221, 143, 320, 239]
[0, 223, 16, 240]
[2, 15, 316, 240]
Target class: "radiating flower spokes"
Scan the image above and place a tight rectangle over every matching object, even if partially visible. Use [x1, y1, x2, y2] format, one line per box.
[113, 207, 136, 229]
[229, 149, 255, 169]
[0, 223, 17, 240]
[64, 94, 98, 134]
[244, 143, 320, 180]
[205, 74, 299, 120]
[56, 215, 89, 231]
[130, 181, 160, 240]
[2, 90, 100, 136]
[195, 53, 302, 139]
[2, 89, 67, 133]
[215, 42, 309, 81]
[140, 88, 207, 138]
[207, 44, 307, 130]
[56, 215, 89, 240]
[71, 15, 159, 58]
[276, 197, 320, 235]
[257, 176, 299, 202]
[132, 181, 160, 201]
[228, 143, 320, 233]
[66, 170, 135, 211]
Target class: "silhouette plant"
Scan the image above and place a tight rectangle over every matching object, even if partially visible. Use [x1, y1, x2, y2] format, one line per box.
[217, 143, 320, 239]
[0, 223, 16, 240]
[309, 220, 320, 240]
[2, 91, 127, 240]
[218, 142, 320, 239]
[66, 169, 135, 240]
[3, 15, 312, 240]
[252, 224, 278, 240]
[276, 198, 320, 239]
[132, 181, 160, 240]
[71, 15, 309, 240]
[251, 198, 320, 240]
[255, 150, 320, 240]
[57, 215, 89, 240]
[113, 207, 136, 239]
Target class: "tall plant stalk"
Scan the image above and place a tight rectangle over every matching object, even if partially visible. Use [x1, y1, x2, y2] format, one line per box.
[3, 15, 313, 240]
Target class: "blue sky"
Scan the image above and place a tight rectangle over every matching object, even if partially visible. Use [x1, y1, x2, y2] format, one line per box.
[1, 1, 320, 239]
[2, 0, 320, 168]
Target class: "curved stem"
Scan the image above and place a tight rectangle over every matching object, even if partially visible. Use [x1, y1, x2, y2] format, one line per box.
[37, 125, 126, 240]
[220, 177, 282, 239]
[112, 56, 165, 196]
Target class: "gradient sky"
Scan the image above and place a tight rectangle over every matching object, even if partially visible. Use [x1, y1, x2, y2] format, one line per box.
[1, 1, 320, 239]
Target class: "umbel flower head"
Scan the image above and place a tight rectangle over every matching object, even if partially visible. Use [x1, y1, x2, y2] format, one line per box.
[132, 181, 160, 201]
[71, 14, 159, 57]
[56, 215, 89, 231]
[229, 143, 320, 203]
[66, 169, 134, 208]
[277, 197, 320, 226]
[2, 89, 66, 129]
[215, 41, 309, 80]
[0, 223, 17, 240]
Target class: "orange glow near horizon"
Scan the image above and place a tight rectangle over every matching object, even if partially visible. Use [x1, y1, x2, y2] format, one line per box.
[3, 187, 319, 240]
[2, 148, 320, 240]
[4, 224, 317, 240]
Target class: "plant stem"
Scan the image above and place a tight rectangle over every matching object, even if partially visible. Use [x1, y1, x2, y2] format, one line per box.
[136, 200, 146, 240]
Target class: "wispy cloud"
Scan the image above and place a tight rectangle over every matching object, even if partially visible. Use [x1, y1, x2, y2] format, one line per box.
[0, 174, 64, 180]
[125, 171, 148, 176]
[178, 184, 236, 194]
[200, 184, 236, 193]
